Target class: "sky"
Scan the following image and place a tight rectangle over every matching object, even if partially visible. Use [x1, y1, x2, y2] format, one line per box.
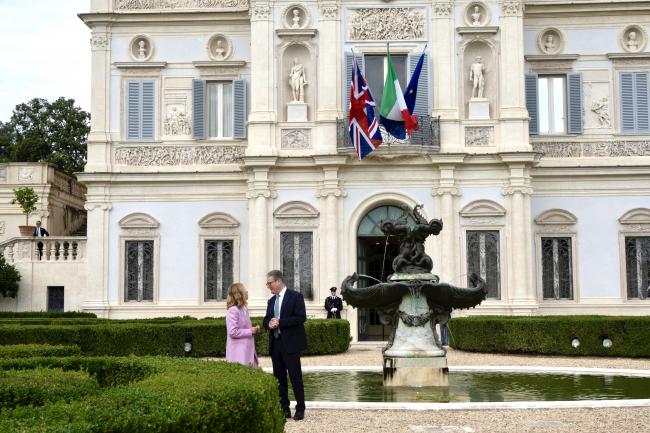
[0, 0, 90, 122]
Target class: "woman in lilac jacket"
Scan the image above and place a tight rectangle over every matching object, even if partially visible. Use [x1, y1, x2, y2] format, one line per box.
[225, 283, 260, 367]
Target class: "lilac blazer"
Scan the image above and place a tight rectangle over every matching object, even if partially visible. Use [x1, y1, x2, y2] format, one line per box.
[225, 305, 258, 367]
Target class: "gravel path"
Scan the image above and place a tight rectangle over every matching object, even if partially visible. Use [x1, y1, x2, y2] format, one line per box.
[210, 344, 650, 432]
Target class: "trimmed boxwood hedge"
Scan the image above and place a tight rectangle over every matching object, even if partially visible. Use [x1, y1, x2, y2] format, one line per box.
[0, 317, 350, 357]
[449, 315, 650, 357]
[0, 311, 96, 318]
[0, 344, 81, 359]
[0, 356, 284, 433]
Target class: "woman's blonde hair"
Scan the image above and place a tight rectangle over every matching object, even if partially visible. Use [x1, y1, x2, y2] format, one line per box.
[226, 282, 247, 309]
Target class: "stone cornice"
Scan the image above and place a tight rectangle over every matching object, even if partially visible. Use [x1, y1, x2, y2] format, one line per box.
[457, 26, 499, 35]
[114, 61, 167, 69]
[525, 54, 579, 62]
[275, 29, 318, 38]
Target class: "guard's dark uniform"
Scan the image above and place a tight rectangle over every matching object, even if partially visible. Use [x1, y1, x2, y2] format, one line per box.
[324, 295, 343, 319]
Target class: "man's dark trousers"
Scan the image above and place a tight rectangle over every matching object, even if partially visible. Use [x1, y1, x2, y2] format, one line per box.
[271, 334, 305, 412]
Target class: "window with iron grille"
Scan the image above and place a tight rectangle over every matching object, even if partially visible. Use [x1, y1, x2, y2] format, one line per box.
[625, 236, 650, 299]
[205, 239, 234, 301]
[125, 240, 154, 302]
[466, 230, 500, 299]
[541, 237, 573, 300]
[281, 232, 313, 300]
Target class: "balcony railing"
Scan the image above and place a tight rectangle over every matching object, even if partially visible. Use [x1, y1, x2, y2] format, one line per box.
[337, 114, 441, 151]
[1, 237, 86, 264]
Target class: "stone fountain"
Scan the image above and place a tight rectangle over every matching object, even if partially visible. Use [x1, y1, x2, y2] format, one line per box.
[341, 204, 487, 387]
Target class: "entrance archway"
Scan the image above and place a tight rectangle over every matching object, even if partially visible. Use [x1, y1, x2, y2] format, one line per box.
[356, 205, 415, 341]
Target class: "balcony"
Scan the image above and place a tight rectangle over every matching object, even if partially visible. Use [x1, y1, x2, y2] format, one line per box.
[337, 114, 441, 154]
[1, 237, 86, 264]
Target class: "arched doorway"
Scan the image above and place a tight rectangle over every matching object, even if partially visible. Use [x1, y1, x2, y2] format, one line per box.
[356, 205, 414, 341]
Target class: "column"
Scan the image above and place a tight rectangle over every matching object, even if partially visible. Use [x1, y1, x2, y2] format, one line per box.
[499, 0, 530, 150]
[247, 1, 276, 156]
[86, 29, 111, 172]
[81, 201, 112, 317]
[432, 162, 462, 285]
[315, 1, 341, 154]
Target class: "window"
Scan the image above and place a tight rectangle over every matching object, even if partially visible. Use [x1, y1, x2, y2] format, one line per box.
[541, 237, 573, 300]
[620, 72, 649, 133]
[205, 239, 234, 301]
[192, 79, 247, 139]
[281, 232, 313, 300]
[466, 230, 500, 299]
[625, 237, 650, 299]
[126, 80, 155, 140]
[525, 73, 582, 135]
[364, 54, 407, 109]
[538, 76, 566, 134]
[125, 240, 154, 302]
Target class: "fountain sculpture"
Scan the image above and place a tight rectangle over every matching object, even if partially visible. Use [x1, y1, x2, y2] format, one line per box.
[341, 204, 488, 387]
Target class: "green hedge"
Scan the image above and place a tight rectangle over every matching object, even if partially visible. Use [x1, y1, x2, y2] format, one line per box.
[0, 344, 81, 359]
[449, 315, 650, 357]
[0, 356, 284, 433]
[0, 318, 350, 357]
[0, 311, 96, 318]
[0, 367, 100, 409]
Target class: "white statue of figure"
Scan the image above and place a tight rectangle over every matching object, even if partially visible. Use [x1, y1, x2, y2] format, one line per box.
[544, 34, 556, 53]
[289, 57, 308, 103]
[214, 40, 226, 60]
[471, 6, 481, 26]
[469, 56, 485, 99]
[627, 31, 639, 51]
[138, 40, 147, 60]
[291, 9, 301, 29]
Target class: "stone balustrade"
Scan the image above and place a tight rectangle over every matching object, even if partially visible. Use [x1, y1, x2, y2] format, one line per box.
[1, 237, 86, 264]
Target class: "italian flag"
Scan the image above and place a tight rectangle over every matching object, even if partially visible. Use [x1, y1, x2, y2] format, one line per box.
[380, 52, 418, 139]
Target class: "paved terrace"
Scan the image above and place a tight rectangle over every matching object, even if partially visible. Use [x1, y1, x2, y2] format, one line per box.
[252, 343, 650, 433]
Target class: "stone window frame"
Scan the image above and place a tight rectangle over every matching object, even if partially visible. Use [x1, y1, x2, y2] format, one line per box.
[618, 208, 650, 301]
[118, 212, 161, 305]
[459, 199, 507, 301]
[534, 209, 579, 303]
[273, 201, 320, 302]
[197, 212, 241, 304]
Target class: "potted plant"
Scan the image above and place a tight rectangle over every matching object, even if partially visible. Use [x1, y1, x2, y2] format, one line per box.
[10, 187, 39, 236]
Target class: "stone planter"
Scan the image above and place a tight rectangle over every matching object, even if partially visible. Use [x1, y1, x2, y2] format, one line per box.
[18, 225, 35, 236]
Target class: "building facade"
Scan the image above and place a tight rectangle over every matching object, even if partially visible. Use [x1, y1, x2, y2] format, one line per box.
[38, 0, 648, 339]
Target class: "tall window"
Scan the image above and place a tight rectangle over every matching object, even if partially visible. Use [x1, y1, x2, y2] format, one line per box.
[541, 237, 573, 300]
[466, 230, 500, 299]
[206, 82, 233, 138]
[538, 76, 566, 134]
[205, 240, 234, 301]
[620, 72, 649, 133]
[625, 236, 650, 299]
[364, 54, 407, 109]
[125, 240, 154, 302]
[126, 80, 155, 140]
[281, 232, 313, 299]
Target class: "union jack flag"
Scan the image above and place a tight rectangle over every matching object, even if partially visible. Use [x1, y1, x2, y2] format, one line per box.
[348, 57, 383, 160]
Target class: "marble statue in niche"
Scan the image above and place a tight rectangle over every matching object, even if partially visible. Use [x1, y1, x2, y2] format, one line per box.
[214, 39, 226, 59]
[627, 31, 640, 51]
[471, 6, 481, 26]
[289, 58, 308, 102]
[291, 9, 301, 29]
[544, 34, 556, 53]
[469, 56, 485, 99]
[138, 40, 147, 60]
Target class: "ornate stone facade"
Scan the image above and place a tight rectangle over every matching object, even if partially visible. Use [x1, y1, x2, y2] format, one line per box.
[465, 126, 494, 146]
[281, 129, 311, 149]
[90, 35, 108, 50]
[348, 8, 425, 41]
[501, 0, 524, 16]
[114, 145, 245, 166]
[319, 4, 338, 20]
[115, 0, 248, 10]
[250, 3, 270, 19]
[533, 141, 650, 158]
[433, 2, 453, 17]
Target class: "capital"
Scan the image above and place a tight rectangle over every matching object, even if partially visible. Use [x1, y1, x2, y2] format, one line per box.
[501, 0, 524, 17]
[432, 186, 461, 197]
[84, 202, 112, 211]
[501, 185, 533, 196]
[433, 2, 453, 17]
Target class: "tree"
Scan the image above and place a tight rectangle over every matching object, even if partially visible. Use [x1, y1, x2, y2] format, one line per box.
[0, 254, 21, 298]
[10, 187, 38, 226]
[0, 121, 13, 162]
[4, 97, 90, 174]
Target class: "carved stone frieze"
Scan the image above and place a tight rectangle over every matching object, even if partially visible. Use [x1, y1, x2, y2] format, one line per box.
[18, 168, 33, 182]
[621, 224, 650, 233]
[90, 35, 109, 50]
[319, 4, 338, 20]
[465, 126, 493, 146]
[533, 141, 650, 158]
[501, 0, 523, 16]
[433, 2, 453, 17]
[281, 129, 311, 149]
[250, 3, 271, 19]
[461, 216, 503, 226]
[115, 0, 248, 10]
[275, 217, 319, 227]
[114, 145, 244, 166]
[502, 186, 533, 196]
[348, 8, 425, 41]
[536, 224, 575, 234]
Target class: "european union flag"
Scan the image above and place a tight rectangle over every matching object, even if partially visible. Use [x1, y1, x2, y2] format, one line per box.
[404, 52, 425, 116]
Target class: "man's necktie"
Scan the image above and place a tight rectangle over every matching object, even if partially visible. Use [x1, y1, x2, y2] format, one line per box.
[273, 294, 280, 338]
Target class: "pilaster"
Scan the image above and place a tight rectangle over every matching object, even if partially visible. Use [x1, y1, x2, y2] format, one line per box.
[81, 201, 112, 317]
[87, 29, 112, 172]
[432, 162, 462, 285]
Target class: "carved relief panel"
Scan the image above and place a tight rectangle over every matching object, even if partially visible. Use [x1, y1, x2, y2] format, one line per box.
[584, 82, 612, 131]
[347, 8, 426, 41]
[162, 77, 193, 139]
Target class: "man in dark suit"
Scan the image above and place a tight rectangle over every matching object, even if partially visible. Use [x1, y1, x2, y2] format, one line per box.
[33, 221, 49, 259]
[263, 269, 307, 421]
[324, 286, 343, 319]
